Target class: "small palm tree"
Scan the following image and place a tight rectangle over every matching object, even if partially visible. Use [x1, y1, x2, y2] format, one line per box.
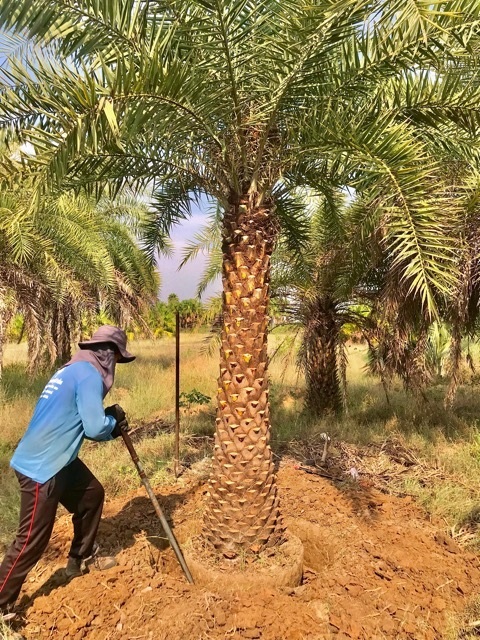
[1, 0, 479, 555]
[271, 191, 353, 415]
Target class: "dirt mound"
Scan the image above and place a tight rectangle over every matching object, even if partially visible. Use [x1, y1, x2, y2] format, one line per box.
[12, 461, 480, 639]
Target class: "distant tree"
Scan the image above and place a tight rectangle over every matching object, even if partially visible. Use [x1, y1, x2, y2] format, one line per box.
[273, 192, 353, 415]
[442, 173, 480, 407]
[167, 293, 180, 310]
[145, 301, 175, 336]
[178, 299, 205, 329]
[0, 180, 159, 374]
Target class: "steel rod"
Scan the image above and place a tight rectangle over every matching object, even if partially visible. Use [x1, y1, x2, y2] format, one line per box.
[121, 430, 194, 584]
[174, 310, 180, 477]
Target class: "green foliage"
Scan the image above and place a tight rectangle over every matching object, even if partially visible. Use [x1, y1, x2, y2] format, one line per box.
[167, 294, 180, 309]
[147, 301, 176, 337]
[0, 175, 160, 372]
[178, 298, 205, 329]
[179, 389, 211, 408]
[143, 297, 208, 337]
[426, 322, 452, 379]
[6, 314, 24, 342]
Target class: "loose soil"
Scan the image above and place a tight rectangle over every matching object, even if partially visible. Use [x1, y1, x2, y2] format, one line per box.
[10, 460, 480, 640]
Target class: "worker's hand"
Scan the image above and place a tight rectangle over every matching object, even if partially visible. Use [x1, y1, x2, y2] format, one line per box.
[105, 404, 126, 423]
[105, 404, 129, 438]
[111, 417, 130, 439]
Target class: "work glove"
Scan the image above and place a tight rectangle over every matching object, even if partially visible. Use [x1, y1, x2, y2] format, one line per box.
[105, 404, 130, 438]
[105, 403, 126, 423]
[110, 417, 130, 438]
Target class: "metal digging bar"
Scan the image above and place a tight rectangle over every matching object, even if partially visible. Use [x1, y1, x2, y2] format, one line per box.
[120, 429, 194, 584]
[174, 310, 180, 478]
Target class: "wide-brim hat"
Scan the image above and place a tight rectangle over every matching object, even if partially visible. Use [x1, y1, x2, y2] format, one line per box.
[78, 325, 136, 363]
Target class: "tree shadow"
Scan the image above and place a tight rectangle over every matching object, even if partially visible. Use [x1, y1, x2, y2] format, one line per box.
[289, 461, 383, 525]
[98, 491, 192, 555]
[333, 478, 385, 524]
[18, 568, 71, 609]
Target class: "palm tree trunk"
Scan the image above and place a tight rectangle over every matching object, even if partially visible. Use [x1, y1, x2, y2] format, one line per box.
[26, 307, 56, 375]
[304, 299, 341, 415]
[0, 289, 15, 380]
[52, 304, 72, 363]
[204, 194, 284, 555]
[445, 323, 462, 409]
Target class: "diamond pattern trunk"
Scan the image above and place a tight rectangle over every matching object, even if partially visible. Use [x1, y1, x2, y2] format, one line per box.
[304, 298, 341, 415]
[204, 195, 284, 554]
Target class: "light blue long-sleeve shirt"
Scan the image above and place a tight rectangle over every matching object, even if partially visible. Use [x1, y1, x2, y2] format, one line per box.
[10, 361, 116, 484]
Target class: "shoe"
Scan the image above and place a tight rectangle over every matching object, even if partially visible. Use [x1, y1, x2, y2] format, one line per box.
[86, 543, 117, 572]
[65, 556, 84, 579]
[66, 545, 117, 578]
[84, 554, 117, 572]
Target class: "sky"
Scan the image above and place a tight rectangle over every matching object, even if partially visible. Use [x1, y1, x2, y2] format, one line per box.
[156, 201, 221, 302]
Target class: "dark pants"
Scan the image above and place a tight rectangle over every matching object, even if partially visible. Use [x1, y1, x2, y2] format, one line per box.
[0, 458, 104, 609]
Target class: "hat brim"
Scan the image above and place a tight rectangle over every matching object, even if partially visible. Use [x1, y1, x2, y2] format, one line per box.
[117, 353, 136, 363]
[78, 339, 136, 363]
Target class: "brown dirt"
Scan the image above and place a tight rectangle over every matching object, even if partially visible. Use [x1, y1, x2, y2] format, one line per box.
[184, 533, 304, 591]
[12, 460, 480, 640]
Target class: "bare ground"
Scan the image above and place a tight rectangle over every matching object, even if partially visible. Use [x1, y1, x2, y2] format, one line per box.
[7, 456, 480, 640]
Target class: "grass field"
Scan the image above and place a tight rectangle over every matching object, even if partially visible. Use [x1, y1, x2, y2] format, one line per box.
[2, 332, 480, 559]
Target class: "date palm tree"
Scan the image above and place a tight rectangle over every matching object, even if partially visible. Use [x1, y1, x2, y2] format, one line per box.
[272, 191, 353, 415]
[1, 0, 479, 554]
[0, 179, 159, 374]
[183, 193, 353, 415]
[440, 171, 480, 407]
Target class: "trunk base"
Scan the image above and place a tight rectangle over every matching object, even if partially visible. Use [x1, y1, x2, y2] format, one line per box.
[184, 532, 303, 591]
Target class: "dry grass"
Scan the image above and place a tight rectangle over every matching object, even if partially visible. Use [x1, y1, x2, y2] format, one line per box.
[268, 339, 480, 558]
[445, 595, 480, 639]
[91, 335, 217, 422]
[0, 619, 20, 639]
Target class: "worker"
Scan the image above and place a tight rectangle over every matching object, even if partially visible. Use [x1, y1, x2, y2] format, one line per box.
[0, 325, 134, 624]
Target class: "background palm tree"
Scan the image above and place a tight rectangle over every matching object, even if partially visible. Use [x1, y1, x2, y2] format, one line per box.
[1, 0, 479, 555]
[0, 177, 159, 374]
[441, 172, 480, 407]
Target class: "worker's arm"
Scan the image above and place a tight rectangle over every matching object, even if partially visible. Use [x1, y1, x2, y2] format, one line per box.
[76, 372, 116, 441]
